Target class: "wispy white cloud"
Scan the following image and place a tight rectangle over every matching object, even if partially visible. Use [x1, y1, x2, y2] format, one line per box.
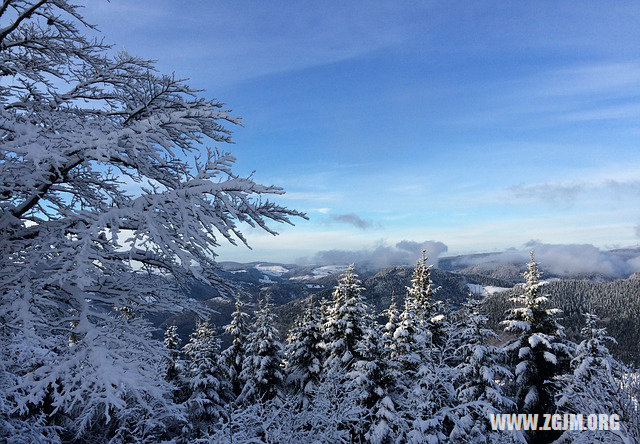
[559, 103, 640, 122]
[508, 183, 583, 204]
[446, 61, 640, 130]
[327, 213, 375, 230]
[507, 179, 640, 204]
[540, 62, 640, 97]
[85, 1, 419, 87]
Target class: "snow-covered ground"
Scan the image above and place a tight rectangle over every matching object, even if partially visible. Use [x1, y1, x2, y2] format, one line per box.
[289, 274, 317, 281]
[467, 283, 512, 296]
[287, 265, 349, 281]
[255, 264, 288, 276]
[312, 265, 349, 277]
[209, 296, 229, 304]
[289, 275, 315, 281]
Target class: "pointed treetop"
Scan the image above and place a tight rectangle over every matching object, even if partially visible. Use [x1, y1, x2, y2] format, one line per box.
[407, 250, 434, 316]
[513, 250, 549, 310]
[579, 312, 616, 350]
[342, 264, 357, 282]
[260, 290, 273, 308]
[164, 325, 181, 350]
[332, 264, 364, 303]
[524, 250, 542, 286]
[235, 292, 247, 308]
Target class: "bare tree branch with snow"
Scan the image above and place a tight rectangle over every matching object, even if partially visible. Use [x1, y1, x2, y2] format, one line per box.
[0, 1, 304, 440]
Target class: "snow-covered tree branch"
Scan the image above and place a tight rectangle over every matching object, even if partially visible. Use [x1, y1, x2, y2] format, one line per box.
[0, 1, 304, 440]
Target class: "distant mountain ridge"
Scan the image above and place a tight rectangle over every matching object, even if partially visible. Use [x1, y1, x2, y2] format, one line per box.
[158, 249, 640, 364]
[438, 246, 640, 283]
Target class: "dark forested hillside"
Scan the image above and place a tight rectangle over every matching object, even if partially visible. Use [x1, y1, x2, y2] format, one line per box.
[162, 264, 640, 366]
[482, 273, 640, 364]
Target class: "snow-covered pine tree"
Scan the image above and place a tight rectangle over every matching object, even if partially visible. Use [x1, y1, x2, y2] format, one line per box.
[238, 295, 285, 405]
[408, 363, 457, 443]
[406, 250, 446, 346]
[323, 265, 369, 375]
[452, 298, 515, 443]
[164, 325, 182, 383]
[575, 313, 620, 380]
[408, 303, 471, 444]
[160, 325, 191, 437]
[0, 0, 303, 441]
[391, 293, 427, 377]
[318, 295, 333, 342]
[386, 287, 432, 441]
[555, 313, 640, 443]
[349, 319, 400, 444]
[381, 292, 400, 357]
[558, 313, 619, 407]
[408, 250, 435, 317]
[222, 294, 251, 398]
[502, 252, 571, 443]
[284, 303, 325, 409]
[183, 319, 231, 437]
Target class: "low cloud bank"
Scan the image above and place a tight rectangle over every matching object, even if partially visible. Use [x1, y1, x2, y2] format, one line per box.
[454, 241, 640, 278]
[299, 240, 640, 278]
[298, 240, 448, 269]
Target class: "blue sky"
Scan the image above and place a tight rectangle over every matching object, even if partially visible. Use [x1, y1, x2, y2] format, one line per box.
[85, 1, 640, 264]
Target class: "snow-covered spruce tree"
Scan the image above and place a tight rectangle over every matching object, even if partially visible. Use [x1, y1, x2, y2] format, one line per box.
[388, 293, 427, 434]
[381, 292, 400, 357]
[221, 294, 250, 398]
[556, 313, 639, 444]
[408, 250, 435, 317]
[408, 306, 479, 444]
[502, 252, 570, 443]
[391, 286, 431, 382]
[406, 250, 446, 346]
[183, 320, 231, 438]
[284, 303, 325, 409]
[238, 295, 285, 405]
[604, 370, 640, 444]
[558, 313, 619, 409]
[349, 320, 400, 444]
[162, 324, 190, 437]
[381, 288, 428, 442]
[0, 1, 303, 441]
[164, 325, 182, 385]
[390, 255, 472, 443]
[323, 265, 370, 375]
[452, 298, 515, 443]
[318, 295, 333, 340]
